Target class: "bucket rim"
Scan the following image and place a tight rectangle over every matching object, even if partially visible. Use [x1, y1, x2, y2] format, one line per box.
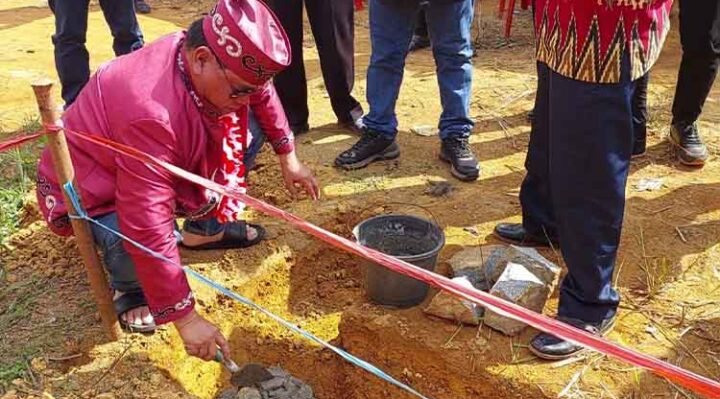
[352, 213, 445, 261]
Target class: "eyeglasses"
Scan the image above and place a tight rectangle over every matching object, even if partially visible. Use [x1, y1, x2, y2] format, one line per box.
[209, 48, 264, 99]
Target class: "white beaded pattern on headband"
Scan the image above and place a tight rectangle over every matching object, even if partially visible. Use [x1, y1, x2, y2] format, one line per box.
[211, 13, 243, 58]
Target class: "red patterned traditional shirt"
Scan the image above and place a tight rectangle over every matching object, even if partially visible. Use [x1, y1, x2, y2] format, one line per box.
[534, 0, 673, 83]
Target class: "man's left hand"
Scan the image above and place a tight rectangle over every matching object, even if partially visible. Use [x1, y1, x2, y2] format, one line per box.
[279, 152, 320, 200]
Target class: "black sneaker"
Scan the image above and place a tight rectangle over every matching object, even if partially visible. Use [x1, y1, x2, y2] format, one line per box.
[669, 123, 709, 166]
[439, 137, 480, 181]
[530, 315, 616, 360]
[408, 35, 431, 52]
[135, 0, 151, 14]
[334, 128, 400, 170]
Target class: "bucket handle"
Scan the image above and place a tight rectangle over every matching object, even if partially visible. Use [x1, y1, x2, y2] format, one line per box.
[349, 201, 443, 240]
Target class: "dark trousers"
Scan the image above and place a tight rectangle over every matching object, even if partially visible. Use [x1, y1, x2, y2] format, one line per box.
[520, 60, 638, 323]
[632, 73, 649, 153]
[268, 0, 362, 128]
[671, 0, 720, 127]
[49, 0, 144, 106]
[414, 7, 429, 38]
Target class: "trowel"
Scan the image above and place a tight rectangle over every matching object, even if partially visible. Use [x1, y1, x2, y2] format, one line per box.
[214, 350, 274, 388]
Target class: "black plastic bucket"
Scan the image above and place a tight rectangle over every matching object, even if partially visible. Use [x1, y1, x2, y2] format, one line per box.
[353, 214, 445, 308]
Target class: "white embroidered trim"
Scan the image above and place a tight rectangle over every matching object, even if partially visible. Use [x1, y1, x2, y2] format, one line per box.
[153, 291, 195, 320]
[174, 291, 194, 312]
[45, 195, 57, 223]
[212, 13, 242, 58]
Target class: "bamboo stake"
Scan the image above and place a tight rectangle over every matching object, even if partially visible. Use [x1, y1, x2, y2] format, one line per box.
[31, 80, 120, 341]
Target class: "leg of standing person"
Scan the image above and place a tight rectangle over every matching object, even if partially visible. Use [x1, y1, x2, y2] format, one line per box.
[408, 3, 431, 52]
[305, 0, 364, 131]
[268, 0, 311, 135]
[99, 0, 144, 56]
[334, 0, 417, 170]
[49, 0, 91, 107]
[425, 0, 479, 181]
[529, 57, 636, 359]
[632, 73, 650, 157]
[495, 61, 559, 247]
[668, 0, 720, 166]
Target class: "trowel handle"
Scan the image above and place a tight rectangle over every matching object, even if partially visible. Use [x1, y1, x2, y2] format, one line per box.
[214, 348, 241, 373]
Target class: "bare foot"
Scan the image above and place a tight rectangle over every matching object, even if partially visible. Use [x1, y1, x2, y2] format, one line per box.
[114, 290, 155, 328]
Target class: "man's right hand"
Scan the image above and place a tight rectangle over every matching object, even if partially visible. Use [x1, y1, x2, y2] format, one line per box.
[173, 309, 230, 361]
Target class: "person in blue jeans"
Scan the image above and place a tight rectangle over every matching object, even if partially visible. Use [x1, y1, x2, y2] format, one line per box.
[335, 0, 480, 182]
[49, 0, 144, 106]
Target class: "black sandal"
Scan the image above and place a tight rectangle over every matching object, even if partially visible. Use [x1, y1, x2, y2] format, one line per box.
[114, 290, 157, 334]
[180, 221, 266, 250]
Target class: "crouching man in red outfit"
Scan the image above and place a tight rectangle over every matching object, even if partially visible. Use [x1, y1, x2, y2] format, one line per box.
[36, 0, 318, 361]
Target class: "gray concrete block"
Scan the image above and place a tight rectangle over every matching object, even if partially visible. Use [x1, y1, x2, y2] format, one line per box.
[447, 245, 505, 291]
[296, 386, 314, 399]
[423, 276, 484, 325]
[237, 388, 262, 399]
[217, 388, 238, 399]
[486, 245, 560, 287]
[259, 377, 285, 392]
[267, 366, 286, 378]
[484, 262, 553, 336]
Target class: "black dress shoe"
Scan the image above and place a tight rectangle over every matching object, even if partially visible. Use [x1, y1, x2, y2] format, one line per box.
[530, 316, 616, 360]
[632, 137, 646, 158]
[493, 223, 558, 248]
[669, 123, 708, 166]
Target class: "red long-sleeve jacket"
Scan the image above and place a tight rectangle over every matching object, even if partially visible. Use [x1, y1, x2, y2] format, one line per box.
[36, 32, 294, 324]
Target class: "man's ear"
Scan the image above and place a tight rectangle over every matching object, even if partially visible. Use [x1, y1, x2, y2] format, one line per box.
[190, 46, 213, 74]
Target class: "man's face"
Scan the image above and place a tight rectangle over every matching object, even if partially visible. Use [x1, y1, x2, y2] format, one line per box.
[188, 47, 265, 115]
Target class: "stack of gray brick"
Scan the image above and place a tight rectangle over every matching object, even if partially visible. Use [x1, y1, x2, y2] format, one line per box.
[217, 365, 314, 399]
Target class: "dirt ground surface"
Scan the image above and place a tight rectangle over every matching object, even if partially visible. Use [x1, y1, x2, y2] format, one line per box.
[1, 1, 719, 399]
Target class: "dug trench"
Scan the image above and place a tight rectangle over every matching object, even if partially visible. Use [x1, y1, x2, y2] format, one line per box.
[3, 1, 720, 397]
[191, 206, 720, 399]
[196, 195, 574, 399]
[207, 219, 551, 399]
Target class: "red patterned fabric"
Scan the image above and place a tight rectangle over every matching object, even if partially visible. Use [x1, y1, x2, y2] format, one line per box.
[215, 112, 247, 223]
[534, 0, 673, 83]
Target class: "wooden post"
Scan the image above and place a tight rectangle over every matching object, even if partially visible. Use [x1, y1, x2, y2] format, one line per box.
[32, 80, 121, 341]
